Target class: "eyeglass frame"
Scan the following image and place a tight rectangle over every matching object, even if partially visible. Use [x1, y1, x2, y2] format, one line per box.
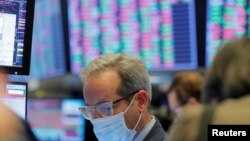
[79, 89, 141, 120]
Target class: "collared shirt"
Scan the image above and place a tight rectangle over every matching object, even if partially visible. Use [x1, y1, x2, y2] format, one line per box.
[133, 116, 156, 141]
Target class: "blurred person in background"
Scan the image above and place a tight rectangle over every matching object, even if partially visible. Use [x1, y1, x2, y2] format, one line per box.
[79, 53, 166, 141]
[0, 69, 37, 141]
[166, 38, 250, 141]
[166, 71, 204, 121]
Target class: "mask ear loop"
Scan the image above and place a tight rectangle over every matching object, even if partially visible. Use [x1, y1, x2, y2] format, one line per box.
[133, 112, 143, 131]
[123, 93, 143, 131]
[124, 93, 138, 114]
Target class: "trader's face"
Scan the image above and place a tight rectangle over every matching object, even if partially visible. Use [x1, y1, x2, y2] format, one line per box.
[83, 70, 139, 129]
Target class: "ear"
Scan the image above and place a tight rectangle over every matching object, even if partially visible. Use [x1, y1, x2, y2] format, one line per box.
[135, 90, 149, 112]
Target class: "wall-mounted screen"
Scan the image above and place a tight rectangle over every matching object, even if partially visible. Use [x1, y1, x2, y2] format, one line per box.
[206, 0, 250, 67]
[67, 0, 197, 73]
[29, 0, 67, 79]
[0, 0, 34, 75]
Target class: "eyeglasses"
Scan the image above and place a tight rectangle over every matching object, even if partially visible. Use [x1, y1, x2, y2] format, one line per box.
[79, 90, 140, 120]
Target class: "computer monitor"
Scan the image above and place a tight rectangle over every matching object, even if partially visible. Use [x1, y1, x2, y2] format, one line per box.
[205, 0, 250, 67]
[0, 0, 35, 75]
[0, 82, 27, 119]
[27, 98, 85, 141]
[29, 0, 67, 79]
[67, 0, 198, 73]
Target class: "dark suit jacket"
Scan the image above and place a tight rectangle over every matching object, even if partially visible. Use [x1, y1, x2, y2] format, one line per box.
[144, 118, 167, 141]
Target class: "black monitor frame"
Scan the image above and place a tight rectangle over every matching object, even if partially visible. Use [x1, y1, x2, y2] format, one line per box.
[195, 0, 206, 68]
[0, 0, 35, 75]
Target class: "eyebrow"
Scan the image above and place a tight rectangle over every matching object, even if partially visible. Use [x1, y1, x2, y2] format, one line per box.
[85, 100, 112, 107]
[85, 89, 141, 106]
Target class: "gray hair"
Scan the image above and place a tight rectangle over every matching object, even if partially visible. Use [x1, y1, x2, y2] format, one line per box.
[80, 53, 152, 101]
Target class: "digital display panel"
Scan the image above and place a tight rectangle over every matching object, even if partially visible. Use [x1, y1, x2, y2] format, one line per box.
[0, 82, 27, 119]
[206, 0, 250, 66]
[67, 0, 197, 73]
[29, 0, 67, 79]
[27, 99, 85, 141]
[0, 0, 34, 75]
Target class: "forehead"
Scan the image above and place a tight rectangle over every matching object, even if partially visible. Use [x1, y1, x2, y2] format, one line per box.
[83, 70, 122, 105]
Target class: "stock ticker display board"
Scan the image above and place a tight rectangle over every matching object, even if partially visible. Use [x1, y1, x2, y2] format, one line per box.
[206, 0, 250, 67]
[29, 0, 67, 78]
[68, 0, 198, 73]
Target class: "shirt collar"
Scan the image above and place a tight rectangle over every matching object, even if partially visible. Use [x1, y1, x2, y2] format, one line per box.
[133, 116, 156, 141]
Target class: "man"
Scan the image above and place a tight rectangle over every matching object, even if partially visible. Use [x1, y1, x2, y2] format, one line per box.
[167, 38, 250, 141]
[166, 71, 204, 121]
[79, 53, 166, 141]
[0, 69, 37, 141]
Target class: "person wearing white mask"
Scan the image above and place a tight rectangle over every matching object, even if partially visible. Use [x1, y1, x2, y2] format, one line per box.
[79, 53, 166, 141]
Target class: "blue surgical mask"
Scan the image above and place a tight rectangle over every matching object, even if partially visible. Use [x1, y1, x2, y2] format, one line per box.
[90, 95, 142, 141]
